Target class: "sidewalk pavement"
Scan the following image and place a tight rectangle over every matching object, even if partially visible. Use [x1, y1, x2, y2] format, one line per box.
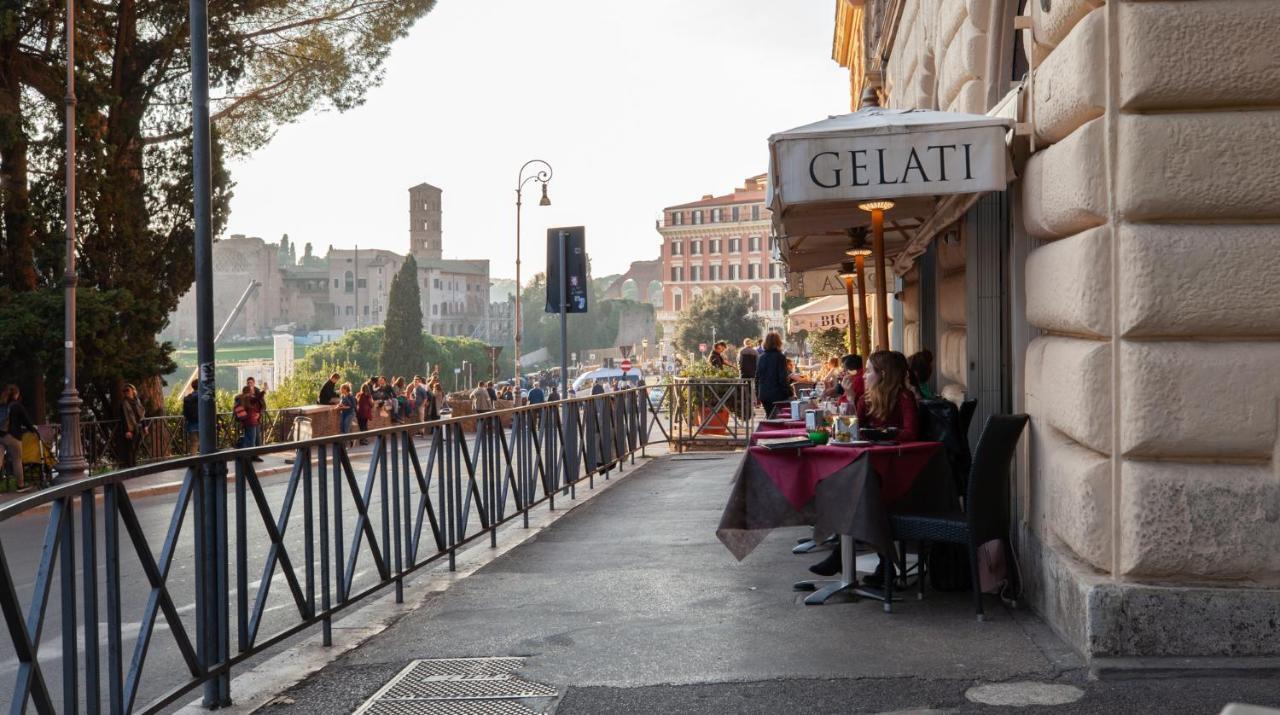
[231, 452, 1277, 714]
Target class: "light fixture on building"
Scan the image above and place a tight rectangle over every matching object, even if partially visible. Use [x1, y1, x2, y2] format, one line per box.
[857, 199, 895, 212]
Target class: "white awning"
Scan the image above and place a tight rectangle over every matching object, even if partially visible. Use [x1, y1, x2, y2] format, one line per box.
[786, 295, 849, 333]
[767, 107, 1013, 274]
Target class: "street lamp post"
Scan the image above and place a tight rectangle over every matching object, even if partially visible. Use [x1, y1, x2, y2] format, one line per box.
[55, 0, 88, 483]
[514, 160, 552, 394]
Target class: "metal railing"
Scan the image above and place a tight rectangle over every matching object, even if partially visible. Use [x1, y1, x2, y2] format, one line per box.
[668, 378, 756, 452]
[0, 387, 662, 713]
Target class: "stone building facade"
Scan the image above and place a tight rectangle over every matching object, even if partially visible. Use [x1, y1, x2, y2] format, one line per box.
[166, 182, 495, 341]
[656, 175, 787, 346]
[831, 0, 1280, 665]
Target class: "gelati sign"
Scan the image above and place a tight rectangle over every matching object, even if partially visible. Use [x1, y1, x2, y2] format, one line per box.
[776, 125, 1007, 204]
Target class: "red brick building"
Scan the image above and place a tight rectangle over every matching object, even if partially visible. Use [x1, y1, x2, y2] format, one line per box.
[656, 174, 787, 350]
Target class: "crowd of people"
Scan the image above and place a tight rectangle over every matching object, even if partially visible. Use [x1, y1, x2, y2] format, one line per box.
[319, 370, 447, 444]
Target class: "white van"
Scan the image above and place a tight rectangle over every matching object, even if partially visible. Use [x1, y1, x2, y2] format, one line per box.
[571, 367, 645, 394]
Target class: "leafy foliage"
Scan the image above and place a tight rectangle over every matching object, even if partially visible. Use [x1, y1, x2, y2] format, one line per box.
[380, 256, 426, 379]
[673, 289, 764, 355]
[516, 271, 653, 365]
[304, 326, 496, 391]
[0, 0, 438, 419]
[808, 327, 851, 362]
[677, 361, 740, 380]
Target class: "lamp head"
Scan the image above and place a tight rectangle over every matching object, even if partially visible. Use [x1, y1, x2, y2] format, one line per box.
[857, 199, 895, 212]
[838, 261, 857, 280]
[844, 227, 872, 257]
[539, 183, 551, 206]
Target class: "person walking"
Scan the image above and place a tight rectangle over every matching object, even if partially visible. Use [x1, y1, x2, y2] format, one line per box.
[485, 381, 498, 403]
[182, 380, 200, 454]
[738, 338, 758, 380]
[234, 385, 265, 462]
[0, 385, 34, 490]
[754, 332, 791, 418]
[244, 377, 268, 448]
[116, 383, 147, 468]
[470, 380, 493, 413]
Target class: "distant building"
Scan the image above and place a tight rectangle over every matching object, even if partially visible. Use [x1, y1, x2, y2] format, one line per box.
[165, 182, 494, 342]
[656, 174, 786, 344]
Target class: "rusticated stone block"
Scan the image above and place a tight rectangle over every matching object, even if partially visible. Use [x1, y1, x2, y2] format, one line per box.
[1033, 0, 1103, 49]
[1118, 111, 1280, 222]
[1025, 336, 1111, 454]
[1119, 223, 1280, 338]
[1034, 7, 1104, 145]
[1022, 118, 1107, 239]
[1036, 425, 1112, 571]
[1120, 341, 1280, 460]
[1025, 225, 1110, 338]
[1120, 0, 1280, 111]
[1119, 459, 1280, 583]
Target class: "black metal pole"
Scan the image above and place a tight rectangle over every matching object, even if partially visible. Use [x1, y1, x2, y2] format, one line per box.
[190, 0, 228, 706]
[55, 0, 88, 484]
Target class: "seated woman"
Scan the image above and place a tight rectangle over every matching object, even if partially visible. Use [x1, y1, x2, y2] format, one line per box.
[836, 353, 865, 408]
[855, 350, 919, 442]
[817, 356, 842, 399]
[809, 351, 920, 579]
[907, 351, 936, 400]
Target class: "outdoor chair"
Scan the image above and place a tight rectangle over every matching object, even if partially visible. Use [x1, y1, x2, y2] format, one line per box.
[888, 413, 1029, 621]
[958, 398, 978, 443]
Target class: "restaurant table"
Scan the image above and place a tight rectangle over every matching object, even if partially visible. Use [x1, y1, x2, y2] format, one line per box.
[748, 428, 810, 445]
[717, 441, 955, 609]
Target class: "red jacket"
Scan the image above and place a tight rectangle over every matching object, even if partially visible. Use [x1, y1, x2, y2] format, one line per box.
[855, 390, 919, 442]
[357, 393, 374, 420]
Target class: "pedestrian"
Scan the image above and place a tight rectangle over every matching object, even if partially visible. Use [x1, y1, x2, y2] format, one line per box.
[548, 385, 561, 402]
[244, 376, 268, 448]
[590, 381, 605, 396]
[338, 383, 356, 435]
[485, 380, 498, 403]
[470, 380, 493, 413]
[527, 383, 545, 405]
[234, 385, 265, 462]
[392, 376, 408, 423]
[182, 379, 200, 454]
[0, 384, 35, 491]
[429, 378, 444, 418]
[738, 338, 758, 379]
[708, 341, 728, 368]
[116, 383, 146, 468]
[318, 372, 341, 405]
[356, 382, 375, 445]
[754, 332, 791, 418]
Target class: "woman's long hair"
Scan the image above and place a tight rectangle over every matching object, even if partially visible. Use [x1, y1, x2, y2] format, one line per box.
[864, 350, 910, 422]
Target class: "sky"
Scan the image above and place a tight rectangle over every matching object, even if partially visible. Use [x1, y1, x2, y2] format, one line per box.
[224, 0, 851, 281]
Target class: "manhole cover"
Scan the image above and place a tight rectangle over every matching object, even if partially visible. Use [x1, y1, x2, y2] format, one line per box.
[354, 658, 559, 714]
[965, 681, 1084, 706]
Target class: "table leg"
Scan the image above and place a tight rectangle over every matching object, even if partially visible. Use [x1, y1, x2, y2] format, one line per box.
[792, 535, 858, 605]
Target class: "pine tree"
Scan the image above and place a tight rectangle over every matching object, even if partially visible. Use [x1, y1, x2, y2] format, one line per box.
[380, 256, 426, 379]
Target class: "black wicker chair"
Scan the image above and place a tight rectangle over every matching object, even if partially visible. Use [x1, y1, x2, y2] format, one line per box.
[889, 413, 1029, 620]
[958, 398, 978, 442]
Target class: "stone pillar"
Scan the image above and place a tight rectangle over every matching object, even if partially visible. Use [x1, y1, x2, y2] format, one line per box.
[1021, 0, 1280, 663]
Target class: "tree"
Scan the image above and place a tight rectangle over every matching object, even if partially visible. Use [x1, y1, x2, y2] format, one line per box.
[808, 327, 850, 362]
[0, 0, 438, 418]
[380, 256, 425, 379]
[673, 289, 764, 355]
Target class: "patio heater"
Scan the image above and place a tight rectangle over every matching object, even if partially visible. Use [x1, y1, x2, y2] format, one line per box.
[845, 231, 873, 359]
[858, 200, 895, 350]
[837, 261, 858, 357]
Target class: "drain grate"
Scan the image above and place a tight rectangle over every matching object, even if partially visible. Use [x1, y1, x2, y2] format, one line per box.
[354, 658, 559, 714]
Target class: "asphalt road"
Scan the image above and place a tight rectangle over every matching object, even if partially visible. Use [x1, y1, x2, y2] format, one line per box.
[0, 428, 543, 713]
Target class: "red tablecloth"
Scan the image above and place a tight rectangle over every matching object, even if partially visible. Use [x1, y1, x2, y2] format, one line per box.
[748, 442, 940, 510]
